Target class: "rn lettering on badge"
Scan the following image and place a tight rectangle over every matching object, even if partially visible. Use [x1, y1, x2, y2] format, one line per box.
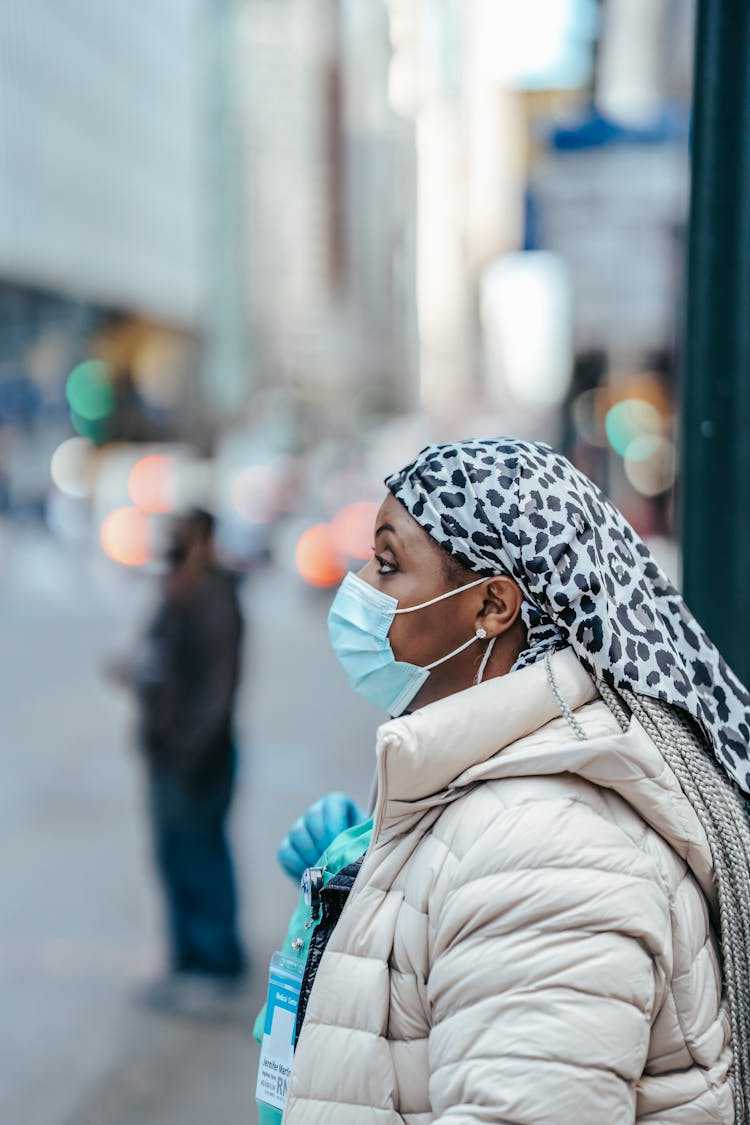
[256, 953, 303, 1113]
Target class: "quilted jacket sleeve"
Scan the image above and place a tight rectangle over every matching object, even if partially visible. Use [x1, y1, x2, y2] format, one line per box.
[426, 794, 671, 1125]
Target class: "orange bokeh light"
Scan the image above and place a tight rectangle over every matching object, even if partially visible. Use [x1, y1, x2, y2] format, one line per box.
[128, 454, 176, 514]
[295, 524, 346, 588]
[100, 506, 152, 567]
[331, 501, 379, 561]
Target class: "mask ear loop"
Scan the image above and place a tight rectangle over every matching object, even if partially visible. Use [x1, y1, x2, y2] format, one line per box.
[476, 636, 497, 684]
[423, 633, 479, 671]
[393, 574, 487, 615]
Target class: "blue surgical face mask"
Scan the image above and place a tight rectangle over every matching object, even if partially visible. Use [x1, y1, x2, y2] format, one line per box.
[327, 570, 492, 717]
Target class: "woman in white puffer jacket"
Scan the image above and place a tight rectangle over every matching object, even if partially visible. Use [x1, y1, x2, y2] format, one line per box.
[280, 439, 750, 1125]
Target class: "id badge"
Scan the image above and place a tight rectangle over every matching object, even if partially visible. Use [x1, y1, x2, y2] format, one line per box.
[256, 952, 303, 1113]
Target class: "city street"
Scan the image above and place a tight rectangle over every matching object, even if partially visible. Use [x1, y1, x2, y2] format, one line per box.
[1, 0, 747, 1119]
[0, 525, 379, 1125]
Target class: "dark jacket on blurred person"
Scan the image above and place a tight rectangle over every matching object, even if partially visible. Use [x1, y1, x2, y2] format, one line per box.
[139, 562, 242, 779]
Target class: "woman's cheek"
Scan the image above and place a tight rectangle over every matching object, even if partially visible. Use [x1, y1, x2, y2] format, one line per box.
[387, 615, 408, 662]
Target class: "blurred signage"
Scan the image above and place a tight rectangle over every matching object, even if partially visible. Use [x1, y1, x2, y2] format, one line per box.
[533, 145, 688, 352]
[476, 0, 598, 90]
[481, 251, 572, 410]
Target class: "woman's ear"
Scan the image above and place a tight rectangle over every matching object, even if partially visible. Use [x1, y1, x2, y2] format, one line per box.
[476, 577, 524, 638]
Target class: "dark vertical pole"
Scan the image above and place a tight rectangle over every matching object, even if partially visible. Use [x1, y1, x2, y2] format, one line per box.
[681, 0, 750, 685]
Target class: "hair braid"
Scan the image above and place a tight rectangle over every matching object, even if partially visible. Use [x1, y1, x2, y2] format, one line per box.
[598, 680, 750, 1122]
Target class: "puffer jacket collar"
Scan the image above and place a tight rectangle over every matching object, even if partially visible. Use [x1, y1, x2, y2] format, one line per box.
[372, 648, 716, 907]
[373, 648, 595, 831]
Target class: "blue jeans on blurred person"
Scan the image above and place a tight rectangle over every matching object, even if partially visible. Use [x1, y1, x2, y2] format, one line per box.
[148, 748, 245, 978]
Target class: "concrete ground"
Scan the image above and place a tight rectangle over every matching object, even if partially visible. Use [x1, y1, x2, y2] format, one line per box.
[0, 524, 378, 1124]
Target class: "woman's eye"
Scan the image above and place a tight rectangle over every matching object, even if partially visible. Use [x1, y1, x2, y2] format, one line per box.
[374, 553, 398, 575]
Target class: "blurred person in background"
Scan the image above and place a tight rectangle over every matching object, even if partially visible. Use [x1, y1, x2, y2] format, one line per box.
[112, 508, 246, 1011]
[261, 439, 750, 1124]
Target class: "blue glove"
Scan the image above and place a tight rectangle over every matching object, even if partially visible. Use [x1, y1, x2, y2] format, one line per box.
[277, 792, 366, 881]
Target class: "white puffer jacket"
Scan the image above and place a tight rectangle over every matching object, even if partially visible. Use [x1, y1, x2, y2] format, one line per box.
[284, 649, 734, 1124]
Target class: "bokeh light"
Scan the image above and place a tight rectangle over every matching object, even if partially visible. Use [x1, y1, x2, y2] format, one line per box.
[100, 506, 152, 567]
[331, 502, 379, 560]
[132, 331, 185, 409]
[50, 437, 94, 499]
[605, 398, 662, 456]
[65, 360, 114, 421]
[571, 388, 609, 447]
[128, 453, 176, 514]
[230, 463, 278, 524]
[481, 251, 572, 409]
[624, 435, 676, 497]
[69, 410, 111, 442]
[295, 524, 346, 588]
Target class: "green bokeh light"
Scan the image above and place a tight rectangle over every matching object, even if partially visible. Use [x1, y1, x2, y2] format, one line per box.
[66, 360, 114, 421]
[605, 399, 661, 457]
[69, 409, 110, 443]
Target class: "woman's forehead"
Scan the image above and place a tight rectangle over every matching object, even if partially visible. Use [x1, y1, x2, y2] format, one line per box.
[376, 492, 410, 532]
[376, 492, 438, 553]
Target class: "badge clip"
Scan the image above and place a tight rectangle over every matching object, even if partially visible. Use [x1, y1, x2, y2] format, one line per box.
[300, 866, 324, 927]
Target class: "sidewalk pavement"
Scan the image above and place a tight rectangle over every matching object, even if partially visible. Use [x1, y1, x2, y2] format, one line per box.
[1, 533, 378, 1124]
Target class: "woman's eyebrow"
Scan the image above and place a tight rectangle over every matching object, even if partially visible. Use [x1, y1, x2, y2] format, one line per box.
[375, 523, 398, 539]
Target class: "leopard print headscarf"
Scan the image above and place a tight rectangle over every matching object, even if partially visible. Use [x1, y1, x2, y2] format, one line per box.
[386, 438, 750, 793]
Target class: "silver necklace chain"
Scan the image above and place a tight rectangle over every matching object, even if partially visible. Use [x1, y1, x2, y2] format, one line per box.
[544, 651, 587, 741]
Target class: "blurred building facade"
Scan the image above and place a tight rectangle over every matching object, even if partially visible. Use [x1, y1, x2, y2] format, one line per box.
[375, 0, 693, 543]
[236, 0, 418, 422]
[0, 4, 203, 323]
[0, 0, 206, 513]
